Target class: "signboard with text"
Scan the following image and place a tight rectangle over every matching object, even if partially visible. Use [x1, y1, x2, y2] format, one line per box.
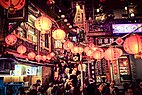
[95, 37, 117, 45]
[87, 20, 112, 36]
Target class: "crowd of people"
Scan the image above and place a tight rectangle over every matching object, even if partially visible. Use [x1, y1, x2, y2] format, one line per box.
[6, 61, 142, 95]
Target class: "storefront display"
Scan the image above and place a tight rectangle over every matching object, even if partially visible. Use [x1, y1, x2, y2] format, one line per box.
[118, 56, 132, 82]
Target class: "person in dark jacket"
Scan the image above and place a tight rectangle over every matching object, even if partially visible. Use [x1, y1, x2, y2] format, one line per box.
[7, 87, 14, 95]
[16, 87, 26, 95]
[28, 84, 38, 95]
[86, 82, 101, 95]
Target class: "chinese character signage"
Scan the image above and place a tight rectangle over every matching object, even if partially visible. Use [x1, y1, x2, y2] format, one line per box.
[95, 37, 117, 45]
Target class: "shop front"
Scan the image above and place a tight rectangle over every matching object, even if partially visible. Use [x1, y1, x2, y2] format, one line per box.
[87, 36, 137, 86]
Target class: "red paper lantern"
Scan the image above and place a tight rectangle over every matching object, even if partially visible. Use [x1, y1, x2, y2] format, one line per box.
[71, 46, 79, 54]
[50, 52, 55, 57]
[46, 0, 54, 6]
[123, 34, 142, 54]
[88, 43, 95, 48]
[99, 0, 106, 2]
[17, 45, 26, 55]
[35, 55, 42, 62]
[115, 48, 123, 57]
[35, 16, 52, 33]
[5, 34, 17, 46]
[42, 55, 47, 61]
[0, 0, 26, 10]
[71, 46, 83, 54]
[47, 54, 51, 60]
[104, 47, 122, 60]
[86, 49, 94, 57]
[63, 40, 74, 50]
[52, 29, 66, 40]
[28, 52, 36, 60]
[93, 48, 104, 60]
[84, 47, 90, 53]
[78, 46, 84, 54]
[88, 43, 97, 51]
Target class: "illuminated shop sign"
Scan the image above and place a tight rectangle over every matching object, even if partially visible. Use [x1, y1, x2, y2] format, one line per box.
[95, 37, 117, 45]
[26, 66, 38, 75]
[10, 65, 38, 76]
[112, 23, 142, 33]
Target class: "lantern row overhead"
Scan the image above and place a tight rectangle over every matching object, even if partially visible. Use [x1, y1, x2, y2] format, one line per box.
[4, 5, 142, 62]
[62, 34, 142, 61]
[5, 32, 142, 62]
[5, 34, 56, 62]
[63, 40, 123, 61]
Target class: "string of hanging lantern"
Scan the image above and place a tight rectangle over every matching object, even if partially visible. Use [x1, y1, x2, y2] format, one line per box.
[62, 25, 142, 62]
[4, 33, 56, 63]
[3, 2, 61, 64]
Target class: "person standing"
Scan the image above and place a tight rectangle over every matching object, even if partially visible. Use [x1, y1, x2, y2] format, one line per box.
[36, 79, 41, 91]
[28, 84, 38, 95]
[109, 80, 119, 95]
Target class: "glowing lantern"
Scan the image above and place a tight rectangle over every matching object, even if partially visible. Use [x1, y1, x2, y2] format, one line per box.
[17, 45, 26, 55]
[50, 52, 55, 57]
[93, 48, 104, 60]
[84, 47, 90, 53]
[0, 0, 26, 14]
[88, 43, 95, 48]
[88, 43, 97, 51]
[42, 55, 47, 61]
[86, 49, 94, 57]
[123, 34, 142, 54]
[35, 16, 52, 34]
[71, 46, 79, 54]
[47, 55, 51, 60]
[104, 47, 122, 60]
[5, 34, 17, 46]
[46, 0, 55, 6]
[100, 0, 106, 2]
[78, 46, 84, 54]
[35, 55, 42, 62]
[63, 40, 74, 50]
[115, 48, 123, 57]
[71, 46, 83, 54]
[28, 52, 36, 60]
[91, 47, 98, 51]
[52, 29, 66, 40]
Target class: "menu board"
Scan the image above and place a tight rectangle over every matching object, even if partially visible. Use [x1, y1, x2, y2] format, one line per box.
[118, 56, 132, 82]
